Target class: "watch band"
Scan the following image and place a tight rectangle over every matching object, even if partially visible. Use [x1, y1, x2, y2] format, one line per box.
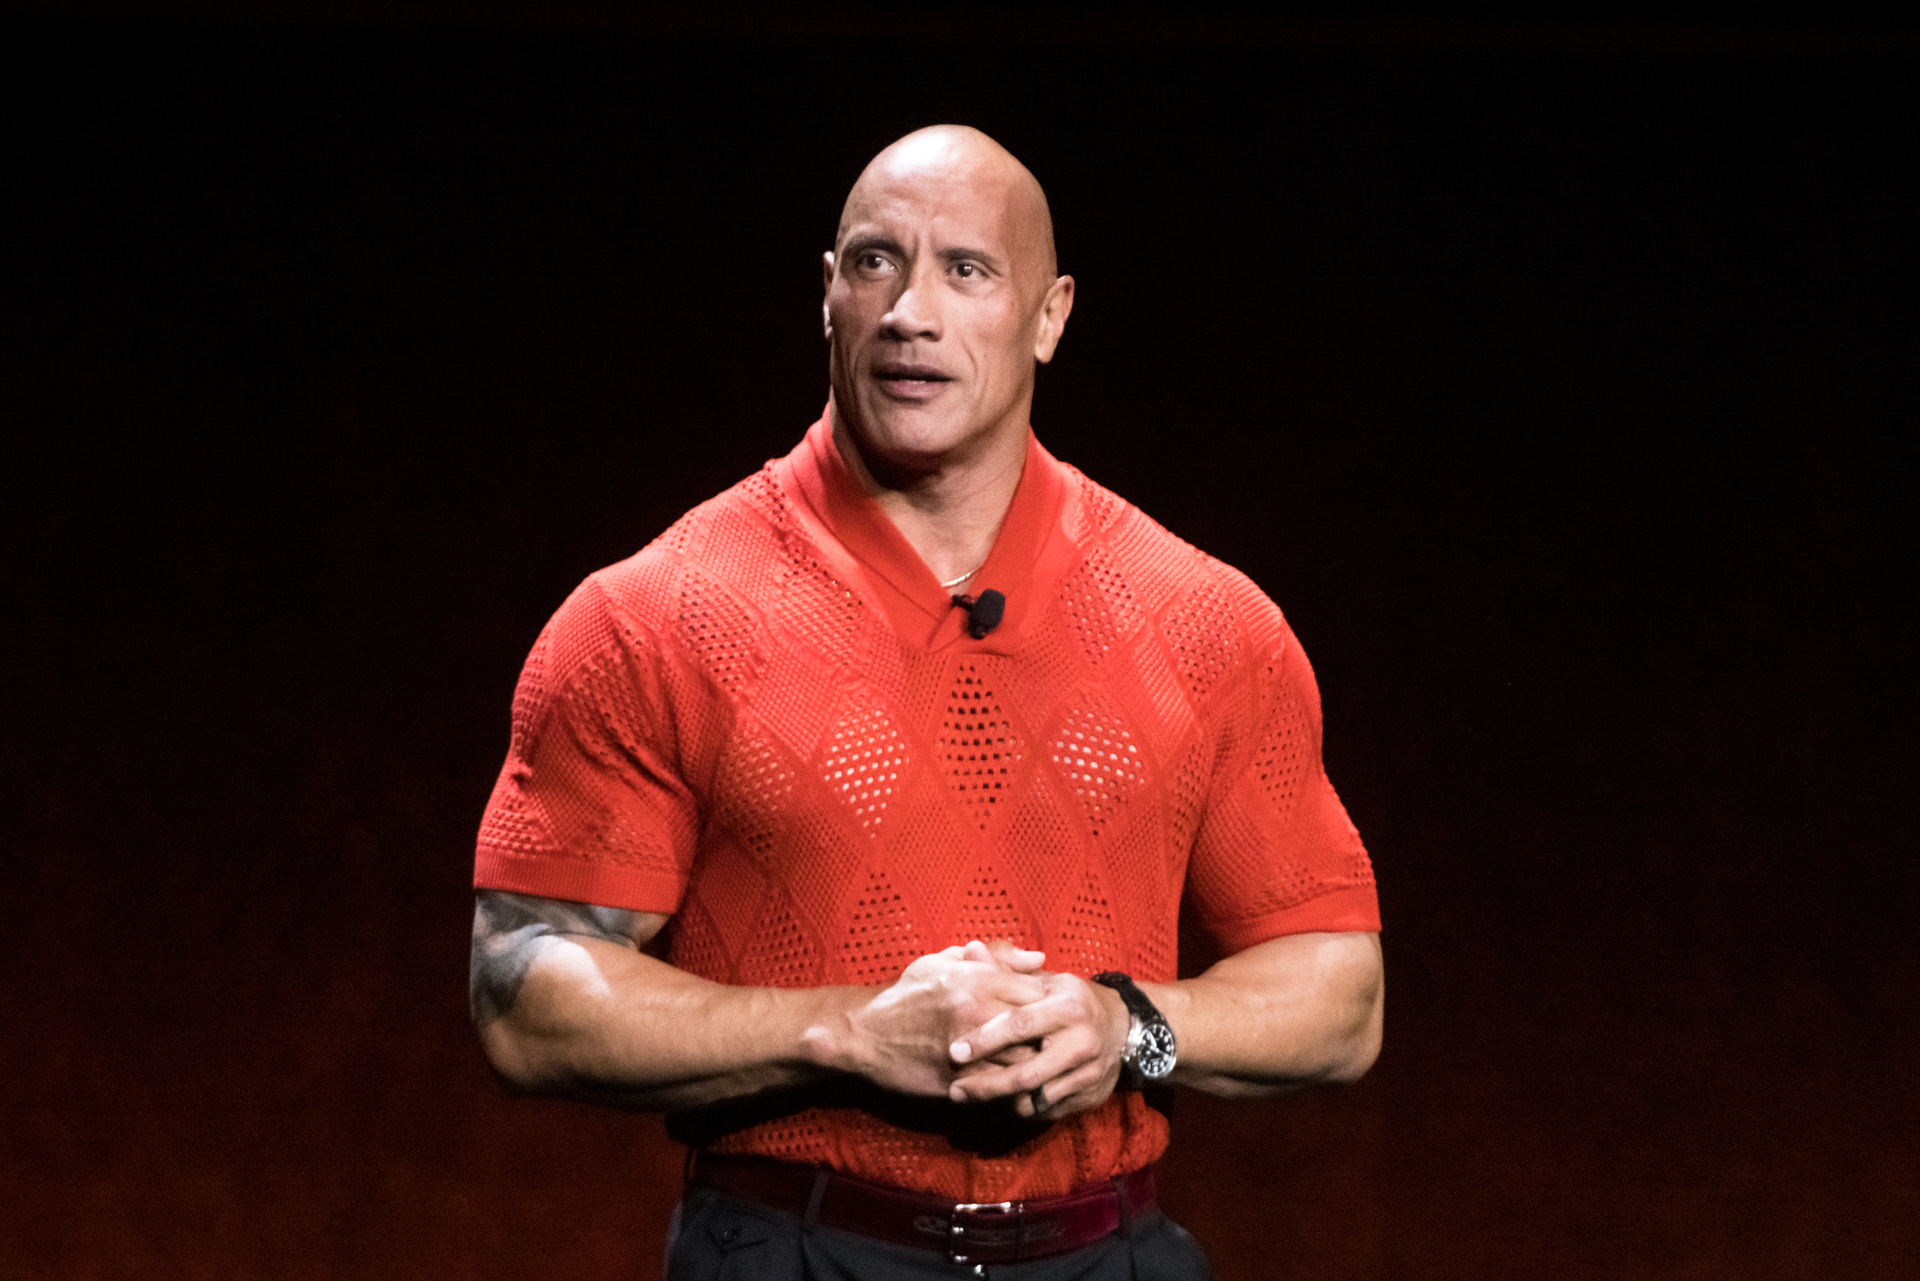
[1090, 971, 1178, 1086]
[1090, 971, 1156, 1022]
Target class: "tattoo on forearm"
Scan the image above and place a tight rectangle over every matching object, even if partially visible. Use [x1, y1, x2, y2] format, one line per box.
[470, 890, 643, 1028]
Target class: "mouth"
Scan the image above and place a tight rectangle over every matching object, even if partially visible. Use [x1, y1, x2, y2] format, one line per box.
[872, 363, 954, 397]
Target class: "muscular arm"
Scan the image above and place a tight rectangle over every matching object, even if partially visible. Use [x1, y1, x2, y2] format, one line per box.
[949, 930, 1384, 1116]
[470, 889, 1047, 1111]
[1152, 930, 1384, 1096]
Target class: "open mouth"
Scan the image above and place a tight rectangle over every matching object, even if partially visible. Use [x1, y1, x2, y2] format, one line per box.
[874, 363, 953, 393]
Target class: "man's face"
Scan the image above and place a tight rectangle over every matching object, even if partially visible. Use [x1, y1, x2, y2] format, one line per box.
[824, 144, 1069, 473]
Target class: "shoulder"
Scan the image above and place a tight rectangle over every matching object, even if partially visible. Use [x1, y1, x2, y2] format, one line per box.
[1058, 464, 1292, 665]
[541, 465, 791, 679]
[587, 466, 788, 617]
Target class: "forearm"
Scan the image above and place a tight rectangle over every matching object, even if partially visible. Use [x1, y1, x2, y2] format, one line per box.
[1145, 931, 1383, 1098]
[478, 935, 867, 1111]
[471, 892, 1052, 1112]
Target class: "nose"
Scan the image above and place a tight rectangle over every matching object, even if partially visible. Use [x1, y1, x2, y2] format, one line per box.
[879, 259, 941, 342]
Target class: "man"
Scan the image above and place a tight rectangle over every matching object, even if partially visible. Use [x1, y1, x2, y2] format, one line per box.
[471, 125, 1383, 1279]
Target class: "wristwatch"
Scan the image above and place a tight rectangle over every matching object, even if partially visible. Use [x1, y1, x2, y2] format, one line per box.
[1090, 972, 1177, 1087]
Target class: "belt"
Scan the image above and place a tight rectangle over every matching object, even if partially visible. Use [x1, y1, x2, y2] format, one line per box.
[690, 1153, 1157, 1265]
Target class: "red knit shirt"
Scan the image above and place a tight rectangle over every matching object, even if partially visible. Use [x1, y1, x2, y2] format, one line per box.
[475, 414, 1379, 1200]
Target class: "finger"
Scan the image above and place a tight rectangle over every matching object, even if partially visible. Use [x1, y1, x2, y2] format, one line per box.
[1019, 1058, 1114, 1119]
[985, 939, 1048, 973]
[950, 1025, 1097, 1102]
[950, 1004, 1046, 1065]
[953, 985, 1080, 1063]
[986, 1042, 1039, 1067]
[945, 956, 1045, 1012]
[950, 1025, 1041, 1065]
[949, 1056, 1030, 1101]
[954, 1039, 1039, 1072]
[951, 1027, 1045, 1067]
[948, 1044, 1036, 1083]
[964, 969, 1050, 1017]
[903, 945, 968, 978]
[1015, 1019, 1105, 1090]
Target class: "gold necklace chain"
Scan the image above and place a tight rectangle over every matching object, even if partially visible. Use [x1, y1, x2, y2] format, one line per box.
[938, 562, 986, 590]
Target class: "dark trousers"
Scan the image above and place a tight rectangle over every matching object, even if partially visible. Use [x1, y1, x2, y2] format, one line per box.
[665, 1184, 1214, 1281]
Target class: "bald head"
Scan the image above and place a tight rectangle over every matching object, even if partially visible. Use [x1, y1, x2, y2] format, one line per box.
[822, 124, 1074, 481]
[838, 125, 1057, 289]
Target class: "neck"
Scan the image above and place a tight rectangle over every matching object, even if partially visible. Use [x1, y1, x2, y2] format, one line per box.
[828, 401, 1028, 588]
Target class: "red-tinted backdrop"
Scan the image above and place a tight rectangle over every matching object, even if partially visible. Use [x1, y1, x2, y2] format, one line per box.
[4, 10, 1913, 1279]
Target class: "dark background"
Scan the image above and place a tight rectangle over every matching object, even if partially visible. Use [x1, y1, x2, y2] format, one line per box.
[3, 5, 1914, 1277]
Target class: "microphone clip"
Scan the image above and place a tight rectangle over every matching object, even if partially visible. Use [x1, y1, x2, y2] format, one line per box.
[951, 588, 1006, 640]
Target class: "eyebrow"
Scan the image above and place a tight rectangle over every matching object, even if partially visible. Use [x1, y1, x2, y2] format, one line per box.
[841, 234, 905, 260]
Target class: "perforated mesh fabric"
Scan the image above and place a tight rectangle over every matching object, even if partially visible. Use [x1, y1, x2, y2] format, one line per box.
[475, 417, 1378, 1200]
[821, 695, 910, 835]
[1053, 690, 1148, 839]
[939, 660, 1024, 830]
[839, 868, 924, 984]
[1162, 574, 1242, 702]
[1059, 544, 1141, 667]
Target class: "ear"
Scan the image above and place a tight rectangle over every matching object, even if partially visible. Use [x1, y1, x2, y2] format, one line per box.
[822, 251, 837, 340]
[1032, 274, 1076, 364]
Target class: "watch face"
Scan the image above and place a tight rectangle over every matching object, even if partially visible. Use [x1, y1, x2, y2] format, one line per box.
[1135, 1021, 1178, 1081]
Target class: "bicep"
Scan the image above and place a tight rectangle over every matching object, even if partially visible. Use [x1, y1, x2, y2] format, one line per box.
[470, 889, 669, 1027]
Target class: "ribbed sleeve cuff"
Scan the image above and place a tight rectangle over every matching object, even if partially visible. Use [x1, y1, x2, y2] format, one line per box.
[1205, 883, 1382, 954]
[473, 845, 687, 915]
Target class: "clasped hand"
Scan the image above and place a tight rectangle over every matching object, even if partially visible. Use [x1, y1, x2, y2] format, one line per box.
[847, 940, 1130, 1121]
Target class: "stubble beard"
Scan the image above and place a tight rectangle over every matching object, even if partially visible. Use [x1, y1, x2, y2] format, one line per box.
[832, 361, 1030, 495]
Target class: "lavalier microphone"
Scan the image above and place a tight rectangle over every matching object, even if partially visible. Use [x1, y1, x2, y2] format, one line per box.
[952, 589, 1006, 640]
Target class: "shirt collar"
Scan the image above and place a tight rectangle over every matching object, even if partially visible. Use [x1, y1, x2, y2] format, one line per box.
[774, 409, 1076, 653]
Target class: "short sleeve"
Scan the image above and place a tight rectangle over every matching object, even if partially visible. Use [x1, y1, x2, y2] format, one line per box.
[1184, 583, 1380, 953]
[473, 576, 701, 912]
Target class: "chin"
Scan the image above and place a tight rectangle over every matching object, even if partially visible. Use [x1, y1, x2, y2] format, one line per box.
[851, 398, 981, 465]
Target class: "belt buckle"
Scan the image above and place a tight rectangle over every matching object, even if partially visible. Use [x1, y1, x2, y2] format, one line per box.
[947, 1199, 1018, 1264]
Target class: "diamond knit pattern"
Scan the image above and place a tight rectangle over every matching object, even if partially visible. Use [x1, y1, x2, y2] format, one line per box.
[839, 868, 924, 985]
[1052, 690, 1149, 839]
[476, 431, 1377, 1202]
[939, 660, 1025, 830]
[820, 696, 910, 835]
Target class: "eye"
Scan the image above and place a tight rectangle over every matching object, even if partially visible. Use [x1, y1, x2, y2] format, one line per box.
[953, 262, 979, 279]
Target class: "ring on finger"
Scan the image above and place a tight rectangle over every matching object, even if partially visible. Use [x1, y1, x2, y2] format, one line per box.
[1030, 1086, 1050, 1115]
